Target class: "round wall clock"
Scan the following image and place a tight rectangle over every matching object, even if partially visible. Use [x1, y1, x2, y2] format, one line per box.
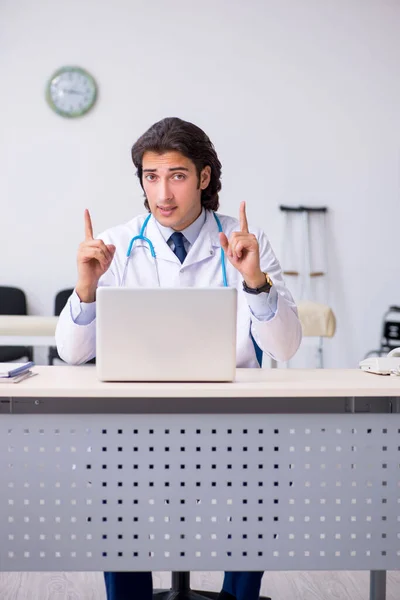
[46, 66, 97, 118]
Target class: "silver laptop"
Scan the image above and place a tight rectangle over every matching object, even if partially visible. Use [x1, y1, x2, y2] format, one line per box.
[96, 287, 237, 382]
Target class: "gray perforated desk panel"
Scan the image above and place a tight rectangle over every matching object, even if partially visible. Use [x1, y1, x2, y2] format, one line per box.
[1, 367, 399, 600]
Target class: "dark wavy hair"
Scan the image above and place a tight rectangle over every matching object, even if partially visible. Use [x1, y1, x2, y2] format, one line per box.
[131, 117, 222, 212]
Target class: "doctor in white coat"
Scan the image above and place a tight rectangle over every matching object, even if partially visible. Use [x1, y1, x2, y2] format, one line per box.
[56, 117, 302, 600]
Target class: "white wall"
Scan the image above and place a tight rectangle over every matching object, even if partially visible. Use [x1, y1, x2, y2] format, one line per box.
[1, 0, 400, 367]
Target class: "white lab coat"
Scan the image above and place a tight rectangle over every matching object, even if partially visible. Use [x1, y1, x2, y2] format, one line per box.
[56, 210, 302, 366]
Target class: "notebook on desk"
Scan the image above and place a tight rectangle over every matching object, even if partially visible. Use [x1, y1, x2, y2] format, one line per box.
[96, 287, 237, 382]
[0, 362, 36, 384]
[0, 361, 34, 377]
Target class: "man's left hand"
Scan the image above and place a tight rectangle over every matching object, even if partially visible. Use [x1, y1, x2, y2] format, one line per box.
[219, 201, 265, 288]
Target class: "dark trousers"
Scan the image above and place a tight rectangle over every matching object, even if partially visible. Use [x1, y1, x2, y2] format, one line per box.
[104, 571, 263, 600]
[104, 571, 153, 600]
[222, 571, 263, 599]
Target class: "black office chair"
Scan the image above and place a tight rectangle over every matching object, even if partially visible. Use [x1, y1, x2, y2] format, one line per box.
[0, 286, 33, 363]
[48, 288, 96, 365]
[153, 337, 270, 600]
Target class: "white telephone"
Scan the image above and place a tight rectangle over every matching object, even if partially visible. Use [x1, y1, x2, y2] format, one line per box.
[359, 347, 400, 375]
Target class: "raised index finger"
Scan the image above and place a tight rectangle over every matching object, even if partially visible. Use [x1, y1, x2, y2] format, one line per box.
[239, 201, 249, 233]
[84, 209, 94, 240]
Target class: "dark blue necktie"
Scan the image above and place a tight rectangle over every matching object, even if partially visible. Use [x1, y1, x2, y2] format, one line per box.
[170, 231, 187, 263]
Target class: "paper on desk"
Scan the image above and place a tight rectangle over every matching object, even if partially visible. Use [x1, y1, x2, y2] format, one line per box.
[0, 370, 37, 383]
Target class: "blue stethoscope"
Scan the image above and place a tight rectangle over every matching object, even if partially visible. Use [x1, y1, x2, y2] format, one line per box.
[121, 211, 228, 287]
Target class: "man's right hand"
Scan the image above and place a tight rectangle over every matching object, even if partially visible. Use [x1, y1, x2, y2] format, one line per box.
[76, 209, 116, 303]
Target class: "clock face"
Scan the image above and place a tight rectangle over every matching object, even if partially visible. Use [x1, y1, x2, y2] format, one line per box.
[46, 66, 97, 118]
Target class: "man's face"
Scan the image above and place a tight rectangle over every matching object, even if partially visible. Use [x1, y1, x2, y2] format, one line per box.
[142, 150, 211, 231]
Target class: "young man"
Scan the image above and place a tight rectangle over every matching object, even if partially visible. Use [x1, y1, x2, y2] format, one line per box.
[56, 117, 302, 600]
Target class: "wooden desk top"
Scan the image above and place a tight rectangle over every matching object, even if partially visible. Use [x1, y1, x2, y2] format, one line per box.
[0, 366, 399, 398]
